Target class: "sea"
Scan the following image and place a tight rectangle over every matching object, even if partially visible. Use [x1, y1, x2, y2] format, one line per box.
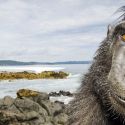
[0, 64, 90, 104]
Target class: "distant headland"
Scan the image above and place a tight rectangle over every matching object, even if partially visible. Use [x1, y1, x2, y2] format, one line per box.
[0, 60, 91, 66]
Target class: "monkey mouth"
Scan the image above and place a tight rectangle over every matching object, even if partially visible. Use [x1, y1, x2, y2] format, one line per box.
[111, 92, 125, 105]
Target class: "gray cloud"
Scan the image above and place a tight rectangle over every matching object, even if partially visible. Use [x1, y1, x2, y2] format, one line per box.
[0, 0, 124, 61]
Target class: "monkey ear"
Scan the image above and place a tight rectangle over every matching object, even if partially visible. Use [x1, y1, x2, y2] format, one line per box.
[107, 24, 114, 37]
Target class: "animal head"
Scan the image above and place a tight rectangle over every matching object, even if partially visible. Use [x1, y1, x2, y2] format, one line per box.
[93, 6, 125, 118]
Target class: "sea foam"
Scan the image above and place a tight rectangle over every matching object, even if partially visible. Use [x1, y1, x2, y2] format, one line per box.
[0, 65, 64, 73]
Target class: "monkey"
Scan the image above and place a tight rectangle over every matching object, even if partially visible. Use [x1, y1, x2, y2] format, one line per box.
[67, 6, 125, 125]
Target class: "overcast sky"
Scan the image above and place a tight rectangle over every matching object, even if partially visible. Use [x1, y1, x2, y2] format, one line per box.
[0, 0, 124, 62]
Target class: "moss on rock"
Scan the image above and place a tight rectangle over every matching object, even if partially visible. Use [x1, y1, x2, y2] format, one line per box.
[17, 89, 39, 98]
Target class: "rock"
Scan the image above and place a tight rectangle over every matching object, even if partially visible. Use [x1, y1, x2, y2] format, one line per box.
[49, 92, 61, 97]
[17, 89, 39, 98]
[49, 90, 73, 97]
[16, 111, 39, 121]
[17, 89, 49, 101]
[0, 89, 68, 125]
[8, 104, 21, 114]
[3, 96, 14, 106]
[33, 92, 49, 101]
[0, 96, 14, 110]
[38, 100, 63, 116]
[59, 90, 73, 97]
[0, 110, 18, 125]
[14, 98, 40, 112]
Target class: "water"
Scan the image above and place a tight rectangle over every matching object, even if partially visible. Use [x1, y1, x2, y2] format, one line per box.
[0, 64, 90, 103]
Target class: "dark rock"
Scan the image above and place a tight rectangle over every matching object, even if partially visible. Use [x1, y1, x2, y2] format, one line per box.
[49, 90, 73, 97]
[14, 98, 40, 112]
[49, 92, 61, 97]
[59, 90, 73, 97]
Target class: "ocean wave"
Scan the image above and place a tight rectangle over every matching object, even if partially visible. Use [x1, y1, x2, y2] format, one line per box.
[50, 95, 74, 104]
[68, 73, 81, 78]
[0, 65, 65, 73]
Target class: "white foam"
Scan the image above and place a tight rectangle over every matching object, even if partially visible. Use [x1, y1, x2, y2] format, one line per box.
[0, 65, 64, 73]
[50, 96, 74, 104]
[68, 73, 81, 78]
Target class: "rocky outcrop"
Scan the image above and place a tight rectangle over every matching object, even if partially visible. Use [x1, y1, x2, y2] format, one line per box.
[0, 89, 68, 125]
[0, 71, 69, 80]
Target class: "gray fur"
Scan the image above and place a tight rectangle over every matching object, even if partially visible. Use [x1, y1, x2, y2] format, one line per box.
[67, 38, 112, 125]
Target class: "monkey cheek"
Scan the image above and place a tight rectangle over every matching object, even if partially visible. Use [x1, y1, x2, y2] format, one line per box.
[108, 35, 125, 88]
[107, 42, 125, 114]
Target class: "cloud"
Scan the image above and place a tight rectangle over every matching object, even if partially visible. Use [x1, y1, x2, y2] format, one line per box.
[0, 0, 124, 61]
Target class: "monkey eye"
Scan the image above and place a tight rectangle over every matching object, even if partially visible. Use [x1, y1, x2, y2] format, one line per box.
[121, 34, 125, 41]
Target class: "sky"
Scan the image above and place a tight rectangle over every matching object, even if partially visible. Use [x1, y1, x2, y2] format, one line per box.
[0, 0, 124, 62]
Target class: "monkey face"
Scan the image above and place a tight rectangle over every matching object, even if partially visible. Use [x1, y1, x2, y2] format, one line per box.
[107, 22, 125, 116]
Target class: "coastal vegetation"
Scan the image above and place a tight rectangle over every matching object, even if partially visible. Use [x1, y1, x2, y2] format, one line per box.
[0, 71, 69, 80]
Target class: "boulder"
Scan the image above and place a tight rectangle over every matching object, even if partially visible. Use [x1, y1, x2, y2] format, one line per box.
[17, 89, 40, 98]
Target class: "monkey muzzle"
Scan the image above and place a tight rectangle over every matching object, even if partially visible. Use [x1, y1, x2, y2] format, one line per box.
[108, 33, 125, 103]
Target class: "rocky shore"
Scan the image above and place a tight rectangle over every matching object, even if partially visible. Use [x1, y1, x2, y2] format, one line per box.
[0, 89, 69, 125]
[0, 71, 69, 80]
